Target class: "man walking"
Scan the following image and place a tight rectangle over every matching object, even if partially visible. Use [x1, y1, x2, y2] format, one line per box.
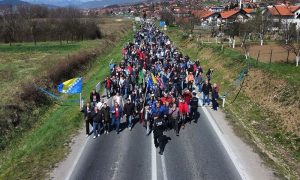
[110, 102, 123, 134]
[202, 80, 212, 106]
[91, 107, 102, 139]
[81, 102, 93, 137]
[190, 92, 199, 123]
[152, 107, 164, 155]
[169, 103, 180, 136]
[123, 99, 135, 131]
[101, 102, 111, 134]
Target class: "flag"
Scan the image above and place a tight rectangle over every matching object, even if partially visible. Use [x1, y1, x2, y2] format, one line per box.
[147, 77, 155, 91]
[151, 73, 157, 84]
[57, 77, 83, 94]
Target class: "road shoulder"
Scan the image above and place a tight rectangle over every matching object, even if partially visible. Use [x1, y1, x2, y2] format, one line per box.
[203, 105, 276, 180]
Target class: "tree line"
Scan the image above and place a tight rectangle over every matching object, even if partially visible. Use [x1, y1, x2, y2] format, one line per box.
[0, 5, 102, 45]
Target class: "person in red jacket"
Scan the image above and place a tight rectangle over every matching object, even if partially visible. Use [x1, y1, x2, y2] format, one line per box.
[183, 89, 192, 104]
[104, 77, 111, 98]
[161, 93, 172, 105]
[178, 97, 189, 129]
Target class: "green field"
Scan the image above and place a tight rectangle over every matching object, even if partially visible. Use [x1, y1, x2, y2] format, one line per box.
[0, 17, 133, 179]
[0, 29, 133, 180]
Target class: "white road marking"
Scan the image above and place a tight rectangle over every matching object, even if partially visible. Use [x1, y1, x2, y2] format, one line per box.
[202, 106, 250, 180]
[111, 161, 120, 180]
[160, 154, 168, 180]
[66, 136, 89, 180]
[151, 133, 157, 180]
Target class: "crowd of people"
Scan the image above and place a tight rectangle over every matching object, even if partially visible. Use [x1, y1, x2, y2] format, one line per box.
[81, 21, 220, 155]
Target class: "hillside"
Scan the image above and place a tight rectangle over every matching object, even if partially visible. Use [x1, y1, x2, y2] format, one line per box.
[22, 0, 146, 8]
[0, 0, 29, 6]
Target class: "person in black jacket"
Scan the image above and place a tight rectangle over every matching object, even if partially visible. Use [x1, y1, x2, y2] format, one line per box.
[202, 80, 212, 106]
[81, 102, 93, 137]
[211, 83, 219, 111]
[123, 99, 135, 131]
[91, 107, 102, 139]
[101, 102, 111, 134]
[153, 116, 165, 155]
[90, 89, 100, 103]
[189, 92, 199, 123]
[206, 68, 213, 81]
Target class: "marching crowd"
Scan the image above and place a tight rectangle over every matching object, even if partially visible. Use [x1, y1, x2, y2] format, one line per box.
[81, 21, 220, 155]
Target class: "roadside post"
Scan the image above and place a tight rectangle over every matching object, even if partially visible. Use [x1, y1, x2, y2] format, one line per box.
[222, 95, 226, 108]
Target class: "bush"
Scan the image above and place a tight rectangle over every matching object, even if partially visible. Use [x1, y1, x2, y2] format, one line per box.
[181, 32, 189, 40]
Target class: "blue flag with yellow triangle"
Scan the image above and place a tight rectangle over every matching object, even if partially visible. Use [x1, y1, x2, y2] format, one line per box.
[57, 77, 82, 94]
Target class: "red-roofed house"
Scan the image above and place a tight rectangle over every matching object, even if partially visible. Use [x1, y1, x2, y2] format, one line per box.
[264, 5, 300, 29]
[191, 9, 220, 26]
[172, 8, 191, 17]
[219, 10, 248, 23]
[201, 11, 220, 26]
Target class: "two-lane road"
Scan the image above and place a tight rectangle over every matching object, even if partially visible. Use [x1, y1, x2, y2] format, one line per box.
[69, 106, 241, 180]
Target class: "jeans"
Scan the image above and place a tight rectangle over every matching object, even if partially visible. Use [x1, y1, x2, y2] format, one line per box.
[85, 118, 92, 135]
[212, 98, 219, 110]
[181, 81, 185, 90]
[93, 122, 101, 136]
[197, 84, 202, 92]
[187, 81, 193, 91]
[126, 115, 133, 128]
[121, 87, 125, 96]
[203, 94, 210, 105]
[172, 117, 179, 135]
[124, 87, 129, 97]
[111, 117, 120, 132]
[106, 88, 110, 98]
[190, 107, 197, 121]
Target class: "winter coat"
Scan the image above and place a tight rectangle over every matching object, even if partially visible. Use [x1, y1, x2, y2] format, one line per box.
[190, 97, 199, 108]
[202, 83, 212, 95]
[123, 102, 135, 116]
[91, 111, 102, 123]
[168, 108, 179, 120]
[101, 106, 111, 123]
[178, 102, 188, 114]
[212, 87, 219, 99]
[81, 105, 92, 120]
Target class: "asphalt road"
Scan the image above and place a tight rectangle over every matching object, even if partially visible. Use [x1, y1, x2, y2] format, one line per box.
[69, 104, 242, 180]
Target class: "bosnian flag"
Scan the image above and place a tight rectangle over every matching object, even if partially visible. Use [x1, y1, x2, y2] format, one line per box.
[57, 77, 83, 94]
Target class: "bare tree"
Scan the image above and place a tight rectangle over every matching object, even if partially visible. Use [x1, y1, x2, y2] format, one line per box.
[1, 5, 18, 46]
[160, 9, 175, 26]
[280, 20, 299, 66]
[282, 42, 300, 67]
[0, 4, 100, 44]
[241, 33, 251, 59]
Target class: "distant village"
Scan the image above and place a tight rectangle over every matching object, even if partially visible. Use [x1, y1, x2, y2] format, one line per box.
[83, 0, 300, 31]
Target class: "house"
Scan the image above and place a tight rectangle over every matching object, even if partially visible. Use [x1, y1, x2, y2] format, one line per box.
[210, 6, 225, 12]
[172, 8, 191, 17]
[201, 11, 219, 24]
[241, 8, 256, 18]
[219, 9, 249, 24]
[264, 4, 300, 29]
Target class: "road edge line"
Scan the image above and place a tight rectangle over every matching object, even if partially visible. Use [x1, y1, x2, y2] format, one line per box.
[65, 136, 89, 180]
[151, 133, 157, 180]
[161, 154, 168, 180]
[202, 106, 250, 180]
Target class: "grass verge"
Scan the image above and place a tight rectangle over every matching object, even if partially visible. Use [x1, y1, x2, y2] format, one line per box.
[0, 30, 132, 180]
[167, 27, 300, 179]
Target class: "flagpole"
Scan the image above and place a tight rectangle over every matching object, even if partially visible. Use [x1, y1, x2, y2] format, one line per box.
[79, 93, 82, 110]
